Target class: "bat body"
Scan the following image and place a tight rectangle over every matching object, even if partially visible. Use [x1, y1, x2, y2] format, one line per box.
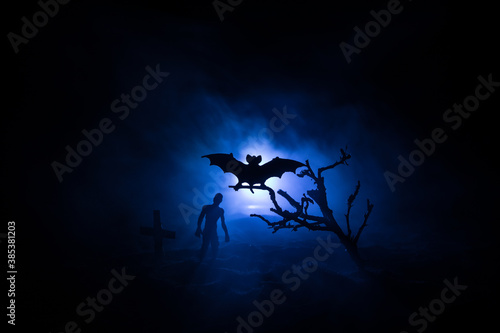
[202, 153, 305, 192]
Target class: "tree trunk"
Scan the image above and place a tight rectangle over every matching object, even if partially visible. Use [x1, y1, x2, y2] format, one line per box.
[339, 235, 366, 270]
[311, 178, 366, 271]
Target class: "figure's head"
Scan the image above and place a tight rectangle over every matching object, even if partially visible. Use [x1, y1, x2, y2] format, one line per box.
[213, 193, 223, 205]
[246, 154, 262, 165]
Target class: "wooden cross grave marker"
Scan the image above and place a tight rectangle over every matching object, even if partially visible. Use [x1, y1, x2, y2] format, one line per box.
[140, 210, 175, 255]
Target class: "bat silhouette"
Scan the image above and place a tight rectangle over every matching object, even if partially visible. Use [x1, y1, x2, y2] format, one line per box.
[202, 153, 305, 193]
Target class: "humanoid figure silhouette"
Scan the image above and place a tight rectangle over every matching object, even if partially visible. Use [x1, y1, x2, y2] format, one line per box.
[195, 193, 229, 262]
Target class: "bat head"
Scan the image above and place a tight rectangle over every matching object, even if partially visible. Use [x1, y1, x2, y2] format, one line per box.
[246, 155, 262, 165]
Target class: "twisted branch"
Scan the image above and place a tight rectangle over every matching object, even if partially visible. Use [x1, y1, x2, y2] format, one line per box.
[241, 148, 373, 248]
[353, 199, 374, 244]
[318, 146, 351, 178]
[345, 180, 360, 237]
[231, 184, 282, 213]
[297, 160, 318, 182]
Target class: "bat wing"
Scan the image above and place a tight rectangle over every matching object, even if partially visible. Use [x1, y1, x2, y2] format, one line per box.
[202, 153, 245, 178]
[259, 157, 305, 181]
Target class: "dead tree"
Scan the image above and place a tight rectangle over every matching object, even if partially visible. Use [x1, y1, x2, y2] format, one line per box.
[236, 148, 374, 270]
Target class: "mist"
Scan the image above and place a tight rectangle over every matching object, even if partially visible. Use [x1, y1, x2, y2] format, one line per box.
[10, 1, 478, 265]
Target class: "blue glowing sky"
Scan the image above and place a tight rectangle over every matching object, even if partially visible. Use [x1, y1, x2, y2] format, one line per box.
[4, 2, 498, 332]
[6, 0, 496, 261]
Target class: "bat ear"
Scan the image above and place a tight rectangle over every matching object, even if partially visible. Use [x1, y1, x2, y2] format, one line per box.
[246, 154, 253, 163]
[256, 155, 262, 164]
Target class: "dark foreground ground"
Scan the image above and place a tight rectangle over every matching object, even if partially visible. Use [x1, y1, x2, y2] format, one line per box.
[21, 226, 498, 333]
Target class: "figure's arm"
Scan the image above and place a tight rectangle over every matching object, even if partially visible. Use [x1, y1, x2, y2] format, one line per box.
[221, 210, 229, 242]
[195, 206, 206, 237]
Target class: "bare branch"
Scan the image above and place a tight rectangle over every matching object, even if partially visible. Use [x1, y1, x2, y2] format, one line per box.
[353, 199, 374, 244]
[268, 211, 331, 232]
[237, 149, 375, 270]
[250, 212, 294, 232]
[301, 194, 313, 216]
[231, 184, 282, 213]
[276, 190, 329, 225]
[251, 188, 330, 233]
[249, 213, 272, 225]
[250, 214, 290, 233]
[306, 189, 321, 205]
[301, 214, 328, 223]
[277, 190, 301, 210]
[318, 147, 351, 178]
[345, 180, 360, 237]
[297, 160, 318, 183]
[289, 219, 330, 231]
[270, 208, 281, 215]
